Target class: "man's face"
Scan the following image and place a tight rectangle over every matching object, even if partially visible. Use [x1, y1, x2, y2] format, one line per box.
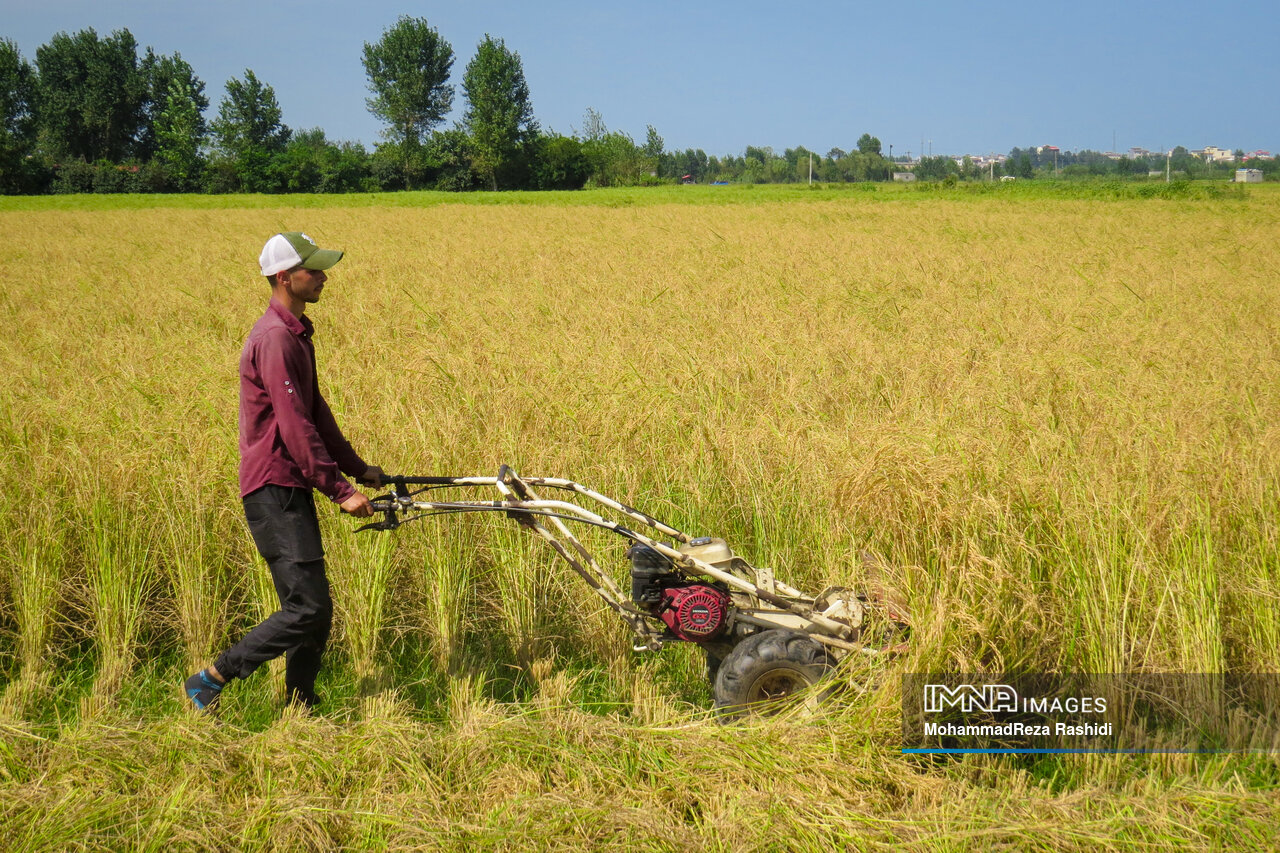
[282, 266, 327, 304]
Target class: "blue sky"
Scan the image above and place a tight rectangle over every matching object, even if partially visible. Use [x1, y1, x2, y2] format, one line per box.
[4, 0, 1277, 157]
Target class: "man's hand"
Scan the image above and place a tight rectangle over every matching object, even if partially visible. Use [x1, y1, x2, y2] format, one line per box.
[340, 490, 374, 517]
[358, 465, 384, 488]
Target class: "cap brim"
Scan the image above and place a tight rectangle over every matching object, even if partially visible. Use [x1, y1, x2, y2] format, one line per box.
[300, 248, 343, 270]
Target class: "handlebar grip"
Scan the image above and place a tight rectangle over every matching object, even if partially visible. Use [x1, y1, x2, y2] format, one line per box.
[380, 475, 461, 499]
[355, 518, 400, 532]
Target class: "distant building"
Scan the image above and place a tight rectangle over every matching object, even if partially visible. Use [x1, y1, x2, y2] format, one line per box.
[893, 172, 916, 182]
[1235, 169, 1263, 183]
[962, 154, 1005, 168]
[1199, 146, 1235, 163]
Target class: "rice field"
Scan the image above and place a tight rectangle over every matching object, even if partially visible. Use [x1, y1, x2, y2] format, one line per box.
[1, 182, 1278, 849]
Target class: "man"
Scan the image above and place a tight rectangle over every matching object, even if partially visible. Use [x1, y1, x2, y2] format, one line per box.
[185, 231, 382, 712]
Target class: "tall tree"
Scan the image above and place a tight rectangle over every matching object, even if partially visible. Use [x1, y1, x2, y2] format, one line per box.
[362, 17, 454, 149]
[137, 50, 207, 163]
[642, 124, 663, 177]
[532, 133, 590, 190]
[154, 75, 206, 190]
[36, 28, 146, 162]
[856, 133, 882, 156]
[580, 107, 607, 142]
[0, 38, 38, 191]
[211, 70, 290, 192]
[462, 35, 536, 190]
[586, 130, 640, 187]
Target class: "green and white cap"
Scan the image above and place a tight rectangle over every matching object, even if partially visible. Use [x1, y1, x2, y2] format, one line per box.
[259, 232, 344, 276]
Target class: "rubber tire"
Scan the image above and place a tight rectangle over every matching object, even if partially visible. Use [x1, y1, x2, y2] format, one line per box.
[713, 629, 836, 718]
[700, 641, 735, 685]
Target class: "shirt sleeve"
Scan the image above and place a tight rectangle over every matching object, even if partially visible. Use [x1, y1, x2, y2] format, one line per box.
[256, 329, 356, 504]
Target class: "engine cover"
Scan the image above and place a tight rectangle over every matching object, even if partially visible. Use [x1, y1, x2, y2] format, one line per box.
[659, 584, 730, 641]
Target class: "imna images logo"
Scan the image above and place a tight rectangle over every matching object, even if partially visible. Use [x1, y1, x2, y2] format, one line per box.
[923, 683, 1018, 713]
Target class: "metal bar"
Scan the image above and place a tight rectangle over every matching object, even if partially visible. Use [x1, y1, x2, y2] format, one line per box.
[762, 573, 806, 600]
[519, 517, 660, 646]
[375, 468, 855, 640]
[384, 473, 691, 543]
[522, 477, 692, 543]
[386, 499, 619, 525]
[500, 471, 633, 607]
[388, 476, 502, 489]
[384, 497, 847, 636]
[731, 613, 866, 654]
[524, 476, 808, 600]
[492, 471, 659, 647]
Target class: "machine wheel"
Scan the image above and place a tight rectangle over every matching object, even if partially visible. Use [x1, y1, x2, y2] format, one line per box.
[700, 641, 735, 685]
[713, 629, 836, 718]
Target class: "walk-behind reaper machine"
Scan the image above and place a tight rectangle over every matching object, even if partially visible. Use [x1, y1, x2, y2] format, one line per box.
[359, 466, 909, 716]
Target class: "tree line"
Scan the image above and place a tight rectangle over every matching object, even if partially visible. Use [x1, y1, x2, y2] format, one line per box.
[922, 146, 1271, 182]
[1, 19, 1268, 195]
[0, 19, 905, 195]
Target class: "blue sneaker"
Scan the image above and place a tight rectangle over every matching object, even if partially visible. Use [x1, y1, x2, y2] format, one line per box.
[185, 669, 224, 712]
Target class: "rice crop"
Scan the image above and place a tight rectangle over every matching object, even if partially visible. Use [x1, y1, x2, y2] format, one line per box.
[0, 184, 1277, 850]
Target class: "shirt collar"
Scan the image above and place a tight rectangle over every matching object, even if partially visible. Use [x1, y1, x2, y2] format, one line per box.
[267, 299, 314, 338]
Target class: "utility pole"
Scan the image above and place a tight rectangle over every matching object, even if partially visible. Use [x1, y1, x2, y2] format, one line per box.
[1166, 149, 1171, 182]
[809, 151, 813, 184]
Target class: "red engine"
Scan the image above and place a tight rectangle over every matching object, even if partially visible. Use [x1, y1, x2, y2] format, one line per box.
[659, 584, 730, 641]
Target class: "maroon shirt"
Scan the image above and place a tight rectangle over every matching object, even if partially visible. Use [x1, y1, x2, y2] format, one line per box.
[238, 301, 366, 503]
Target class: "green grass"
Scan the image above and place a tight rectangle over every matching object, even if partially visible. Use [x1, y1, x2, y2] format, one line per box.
[0, 183, 870, 211]
[0, 177, 1264, 212]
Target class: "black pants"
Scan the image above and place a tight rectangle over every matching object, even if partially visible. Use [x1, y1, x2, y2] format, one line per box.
[215, 485, 331, 698]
